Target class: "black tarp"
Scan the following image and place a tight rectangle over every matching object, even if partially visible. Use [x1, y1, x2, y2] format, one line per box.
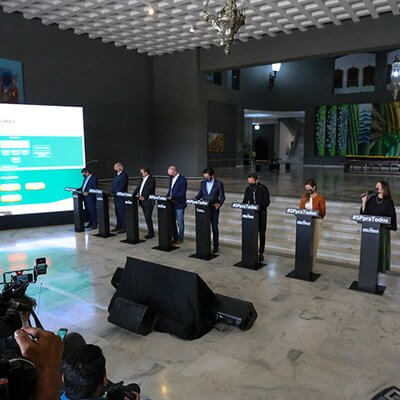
[108, 257, 216, 340]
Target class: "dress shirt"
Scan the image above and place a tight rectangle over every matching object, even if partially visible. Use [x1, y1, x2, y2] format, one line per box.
[139, 175, 149, 196]
[82, 175, 91, 192]
[206, 178, 214, 195]
[171, 174, 180, 190]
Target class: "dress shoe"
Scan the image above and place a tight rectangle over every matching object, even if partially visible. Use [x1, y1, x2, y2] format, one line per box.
[213, 247, 219, 254]
[172, 240, 183, 245]
[145, 233, 155, 239]
[118, 229, 126, 234]
[84, 223, 91, 229]
[111, 227, 119, 232]
[90, 225, 97, 230]
[258, 253, 264, 262]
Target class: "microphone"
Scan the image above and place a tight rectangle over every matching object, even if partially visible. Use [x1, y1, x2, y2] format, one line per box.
[360, 189, 375, 199]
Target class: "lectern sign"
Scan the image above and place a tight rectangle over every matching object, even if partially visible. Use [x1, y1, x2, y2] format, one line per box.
[286, 208, 319, 217]
[231, 202, 259, 211]
[187, 200, 209, 206]
[150, 195, 168, 209]
[65, 186, 81, 200]
[352, 214, 391, 225]
[150, 195, 167, 201]
[117, 191, 133, 205]
[89, 189, 103, 202]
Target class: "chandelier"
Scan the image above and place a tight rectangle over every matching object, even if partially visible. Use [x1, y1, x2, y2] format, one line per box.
[203, 0, 245, 55]
[389, 56, 400, 101]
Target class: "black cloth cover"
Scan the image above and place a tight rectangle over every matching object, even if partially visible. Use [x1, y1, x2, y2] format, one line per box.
[108, 257, 216, 340]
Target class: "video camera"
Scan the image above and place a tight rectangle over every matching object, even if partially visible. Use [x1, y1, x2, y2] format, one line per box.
[0, 257, 47, 328]
[0, 258, 48, 400]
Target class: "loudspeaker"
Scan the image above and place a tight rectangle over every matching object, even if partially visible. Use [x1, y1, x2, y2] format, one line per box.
[213, 293, 258, 331]
[111, 267, 124, 289]
[108, 297, 155, 336]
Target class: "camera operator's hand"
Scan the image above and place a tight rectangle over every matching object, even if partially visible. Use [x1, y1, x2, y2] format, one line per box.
[15, 327, 64, 400]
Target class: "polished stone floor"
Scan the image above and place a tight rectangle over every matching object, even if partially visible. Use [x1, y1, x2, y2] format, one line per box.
[2, 225, 400, 399]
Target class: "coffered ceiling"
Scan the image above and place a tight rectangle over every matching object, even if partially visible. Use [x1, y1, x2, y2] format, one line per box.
[1, 0, 399, 56]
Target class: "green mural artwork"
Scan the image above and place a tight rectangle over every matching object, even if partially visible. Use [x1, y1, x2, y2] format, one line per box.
[314, 102, 400, 158]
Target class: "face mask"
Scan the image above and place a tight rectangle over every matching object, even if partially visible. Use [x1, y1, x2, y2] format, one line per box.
[306, 189, 314, 194]
[249, 183, 256, 188]
[207, 177, 213, 182]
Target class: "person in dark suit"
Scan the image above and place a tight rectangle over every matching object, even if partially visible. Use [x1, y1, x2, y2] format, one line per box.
[110, 162, 128, 233]
[79, 168, 98, 230]
[166, 165, 187, 244]
[132, 167, 156, 239]
[243, 172, 270, 262]
[194, 167, 225, 254]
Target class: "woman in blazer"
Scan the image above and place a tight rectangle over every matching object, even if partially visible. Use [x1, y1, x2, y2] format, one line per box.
[299, 178, 326, 269]
[361, 180, 397, 272]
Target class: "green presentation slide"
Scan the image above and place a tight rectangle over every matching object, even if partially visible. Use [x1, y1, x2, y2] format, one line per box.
[0, 104, 85, 215]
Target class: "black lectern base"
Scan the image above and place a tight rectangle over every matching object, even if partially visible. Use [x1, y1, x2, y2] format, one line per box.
[285, 269, 321, 282]
[189, 253, 219, 261]
[121, 239, 145, 245]
[93, 233, 116, 239]
[234, 261, 265, 271]
[349, 280, 386, 295]
[152, 245, 179, 252]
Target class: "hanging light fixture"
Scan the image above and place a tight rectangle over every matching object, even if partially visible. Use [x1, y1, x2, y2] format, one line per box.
[203, 0, 246, 55]
[389, 56, 400, 100]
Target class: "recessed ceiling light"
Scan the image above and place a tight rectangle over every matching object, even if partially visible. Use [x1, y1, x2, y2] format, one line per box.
[189, 25, 195, 33]
[147, 5, 155, 16]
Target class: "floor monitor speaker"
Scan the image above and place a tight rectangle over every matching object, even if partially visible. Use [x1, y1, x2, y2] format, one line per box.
[213, 293, 258, 331]
[108, 297, 155, 336]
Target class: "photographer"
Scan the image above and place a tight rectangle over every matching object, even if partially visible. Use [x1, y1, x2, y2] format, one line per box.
[61, 344, 140, 400]
[14, 327, 64, 400]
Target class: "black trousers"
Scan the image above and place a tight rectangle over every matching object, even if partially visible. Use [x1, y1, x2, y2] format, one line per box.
[141, 201, 154, 235]
[210, 207, 220, 249]
[114, 197, 125, 229]
[258, 211, 267, 254]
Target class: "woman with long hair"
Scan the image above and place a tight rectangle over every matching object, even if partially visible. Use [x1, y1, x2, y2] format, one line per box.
[361, 180, 397, 272]
[299, 178, 326, 269]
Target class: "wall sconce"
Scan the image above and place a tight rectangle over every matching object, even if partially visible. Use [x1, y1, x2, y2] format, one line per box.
[253, 123, 260, 130]
[269, 63, 282, 90]
[389, 56, 400, 100]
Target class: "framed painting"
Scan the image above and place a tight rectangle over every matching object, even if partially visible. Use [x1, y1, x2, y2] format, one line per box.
[0, 57, 24, 104]
[208, 132, 224, 152]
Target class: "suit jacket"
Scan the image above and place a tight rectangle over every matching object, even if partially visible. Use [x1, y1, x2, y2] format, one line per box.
[195, 178, 225, 207]
[79, 175, 97, 200]
[111, 171, 128, 195]
[167, 174, 187, 209]
[132, 175, 156, 206]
